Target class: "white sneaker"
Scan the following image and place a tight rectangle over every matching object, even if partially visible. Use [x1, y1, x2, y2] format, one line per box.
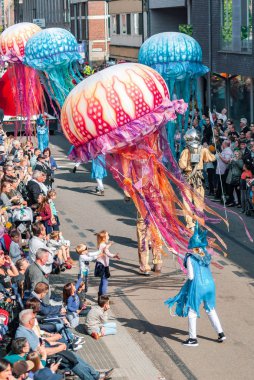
[73, 343, 83, 351]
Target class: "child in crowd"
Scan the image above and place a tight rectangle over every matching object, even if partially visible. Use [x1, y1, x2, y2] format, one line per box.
[9, 229, 22, 263]
[85, 295, 117, 340]
[63, 277, 87, 328]
[95, 230, 120, 297]
[48, 231, 72, 269]
[46, 190, 60, 231]
[240, 164, 253, 213]
[76, 243, 104, 295]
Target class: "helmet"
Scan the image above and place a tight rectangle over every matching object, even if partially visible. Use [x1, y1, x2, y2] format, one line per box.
[184, 128, 201, 149]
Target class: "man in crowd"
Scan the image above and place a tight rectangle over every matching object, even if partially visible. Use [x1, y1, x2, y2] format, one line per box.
[240, 118, 250, 134]
[214, 140, 233, 202]
[27, 170, 47, 205]
[24, 248, 52, 302]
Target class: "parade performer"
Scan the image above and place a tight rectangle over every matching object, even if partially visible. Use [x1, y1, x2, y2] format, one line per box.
[91, 155, 107, 196]
[165, 222, 226, 347]
[36, 115, 49, 152]
[137, 212, 162, 275]
[179, 129, 216, 229]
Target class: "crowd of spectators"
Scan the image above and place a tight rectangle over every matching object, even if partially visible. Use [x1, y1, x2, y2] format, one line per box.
[0, 124, 114, 380]
[178, 109, 254, 215]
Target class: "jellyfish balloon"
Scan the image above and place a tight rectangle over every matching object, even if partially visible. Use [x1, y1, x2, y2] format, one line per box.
[0, 22, 44, 136]
[24, 28, 82, 107]
[139, 32, 209, 154]
[61, 63, 227, 267]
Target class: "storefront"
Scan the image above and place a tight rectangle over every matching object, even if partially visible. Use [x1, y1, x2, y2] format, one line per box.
[211, 73, 253, 126]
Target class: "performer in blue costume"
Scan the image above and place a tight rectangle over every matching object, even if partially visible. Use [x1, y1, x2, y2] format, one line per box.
[165, 222, 226, 347]
[36, 114, 49, 152]
[91, 154, 107, 196]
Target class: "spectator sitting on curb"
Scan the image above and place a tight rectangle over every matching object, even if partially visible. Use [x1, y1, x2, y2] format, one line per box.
[85, 295, 117, 340]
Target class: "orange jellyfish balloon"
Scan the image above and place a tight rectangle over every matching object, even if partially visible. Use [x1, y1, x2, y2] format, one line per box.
[61, 63, 227, 267]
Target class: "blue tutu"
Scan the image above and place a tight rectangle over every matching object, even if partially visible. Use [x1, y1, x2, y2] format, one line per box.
[164, 253, 216, 318]
[91, 155, 107, 179]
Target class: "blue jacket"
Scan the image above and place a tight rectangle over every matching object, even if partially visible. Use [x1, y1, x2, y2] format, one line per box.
[66, 277, 82, 313]
[31, 291, 62, 317]
[15, 325, 39, 351]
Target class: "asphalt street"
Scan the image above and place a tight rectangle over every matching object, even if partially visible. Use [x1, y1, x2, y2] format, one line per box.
[50, 133, 254, 380]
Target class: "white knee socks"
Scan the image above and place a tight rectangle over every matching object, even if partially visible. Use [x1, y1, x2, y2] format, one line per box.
[96, 178, 104, 190]
[188, 308, 223, 339]
[207, 309, 223, 334]
[188, 309, 197, 339]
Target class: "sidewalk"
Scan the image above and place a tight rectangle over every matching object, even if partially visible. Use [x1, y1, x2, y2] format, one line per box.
[53, 266, 163, 380]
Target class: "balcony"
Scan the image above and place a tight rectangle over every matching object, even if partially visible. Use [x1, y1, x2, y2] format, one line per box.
[149, 0, 185, 9]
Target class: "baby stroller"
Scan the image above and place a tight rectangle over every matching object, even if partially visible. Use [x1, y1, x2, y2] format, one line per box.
[12, 207, 33, 237]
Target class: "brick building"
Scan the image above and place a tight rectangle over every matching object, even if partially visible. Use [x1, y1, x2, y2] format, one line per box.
[70, 0, 109, 64]
[0, 0, 15, 29]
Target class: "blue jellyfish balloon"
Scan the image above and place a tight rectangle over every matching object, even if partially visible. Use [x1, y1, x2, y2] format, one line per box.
[139, 32, 209, 155]
[24, 28, 82, 107]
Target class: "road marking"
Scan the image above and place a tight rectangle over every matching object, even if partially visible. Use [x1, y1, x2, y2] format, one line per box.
[115, 288, 198, 380]
[232, 271, 246, 277]
[211, 262, 224, 270]
[217, 260, 228, 266]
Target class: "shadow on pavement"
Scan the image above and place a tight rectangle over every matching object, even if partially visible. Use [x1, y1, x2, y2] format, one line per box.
[117, 317, 218, 343]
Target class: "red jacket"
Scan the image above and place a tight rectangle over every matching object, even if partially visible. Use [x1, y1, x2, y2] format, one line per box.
[39, 203, 53, 225]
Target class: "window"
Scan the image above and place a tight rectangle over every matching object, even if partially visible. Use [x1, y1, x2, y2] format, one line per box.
[221, 0, 252, 52]
[111, 15, 117, 34]
[133, 13, 142, 35]
[121, 14, 127, 34]
[127, 14, 131, 35]
[70, 4, 75, 18]
[116, 14, 120, 34]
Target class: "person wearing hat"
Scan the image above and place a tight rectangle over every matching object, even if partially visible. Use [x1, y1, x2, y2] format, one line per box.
[164, 222, 226, 347]
[239, 139, 251, 164]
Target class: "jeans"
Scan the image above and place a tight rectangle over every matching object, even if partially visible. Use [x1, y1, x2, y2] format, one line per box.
[96, 322, 117, 336]
[67, 312, 79, 328]
[227, 183, 240, 204]
[72, 355, 100, 380]
[99, 274, 108, 296]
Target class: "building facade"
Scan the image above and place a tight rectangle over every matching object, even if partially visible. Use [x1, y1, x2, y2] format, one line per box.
[0, 0, 15, 29]
[108, 0, 143, 62]
[192, 0, 254, 124]
[148, 0, 189, 36]
[70, 0, 109, 64]
[22, 0, 70, 29]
